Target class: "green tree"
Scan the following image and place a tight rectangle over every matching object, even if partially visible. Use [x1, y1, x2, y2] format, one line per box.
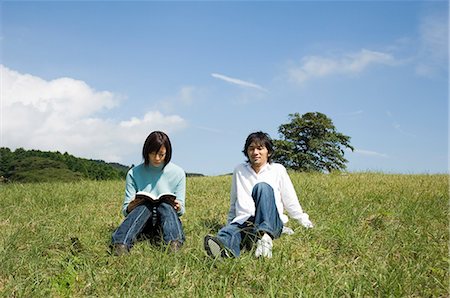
[272, 112, 354, 172]
[0, 147, 13, 176]
[0, 147, 127, 182]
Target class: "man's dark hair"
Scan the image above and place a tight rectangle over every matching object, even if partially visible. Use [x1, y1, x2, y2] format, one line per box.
[242, 131, 274, 163]
[142, 131, 172, 167]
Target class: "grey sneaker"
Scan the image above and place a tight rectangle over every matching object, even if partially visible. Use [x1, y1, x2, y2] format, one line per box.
[169, 240, 183, 253]
[204, 235, 234, 258]
[255, 233, 273, 258]
[112, 243, 129, 256]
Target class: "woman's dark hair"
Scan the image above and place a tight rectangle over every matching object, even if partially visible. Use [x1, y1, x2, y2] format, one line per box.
[242, 131, 274, 164]
[142, 131, 172, 167]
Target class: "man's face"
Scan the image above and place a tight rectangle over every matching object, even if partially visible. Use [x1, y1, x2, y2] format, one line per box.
[247, 141, 269, 168]
[148, 146, 167, 167]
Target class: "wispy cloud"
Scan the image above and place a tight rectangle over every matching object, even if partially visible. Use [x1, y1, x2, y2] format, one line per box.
[355, 149, 388, 158]
[1, 65, 187, 163]
[193, 125, 224, 134]
[350, 148, 389, 158]
[416, 10, 448, 77]
[289, 49, 396, 84]
[211, 73, 268, 92]
[344, 110, 364, 117]
[156, 85, 200, 112]
[386, 110, 416, 138]
[178, 86, 196, 105]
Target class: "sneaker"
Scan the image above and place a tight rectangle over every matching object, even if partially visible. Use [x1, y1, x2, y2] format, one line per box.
[255, 233, 273, 258]
[111, 243, 129, 256]
[204, 235, 233, 258]
[169, 240, 183, 253]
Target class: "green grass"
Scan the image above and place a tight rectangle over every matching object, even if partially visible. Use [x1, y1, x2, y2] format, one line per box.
[0, 173, 448, 297]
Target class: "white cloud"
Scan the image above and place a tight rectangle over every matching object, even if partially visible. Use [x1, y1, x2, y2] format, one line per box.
[119, 111, 186, 144]
[3, 66, 119, 118]
[1, 65, 187, 163]
[211, 73, 268, 92]
[289, 49, 396, 84]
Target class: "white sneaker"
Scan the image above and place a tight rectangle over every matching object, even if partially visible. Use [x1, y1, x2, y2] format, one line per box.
[255, 233, 273, 258]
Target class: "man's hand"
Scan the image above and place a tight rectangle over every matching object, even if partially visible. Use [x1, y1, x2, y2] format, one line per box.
[298, 213, 314, 228]
[282, 226, 295, 235]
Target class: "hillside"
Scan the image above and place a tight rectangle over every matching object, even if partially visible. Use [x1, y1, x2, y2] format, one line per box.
[0, 147, 129, 183]
[0, 173, 447, 296]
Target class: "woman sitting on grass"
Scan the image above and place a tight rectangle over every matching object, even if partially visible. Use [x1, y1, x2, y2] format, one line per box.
[111, 131, 186, 255]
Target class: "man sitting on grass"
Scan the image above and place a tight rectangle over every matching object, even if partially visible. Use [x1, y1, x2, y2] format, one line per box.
[204, 131, 313, 259]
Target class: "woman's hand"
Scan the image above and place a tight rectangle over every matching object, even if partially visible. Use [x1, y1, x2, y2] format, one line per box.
[173, 200, 181, 212]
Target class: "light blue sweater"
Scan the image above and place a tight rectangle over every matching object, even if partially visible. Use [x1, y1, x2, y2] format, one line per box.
[121, 162, 186, 216]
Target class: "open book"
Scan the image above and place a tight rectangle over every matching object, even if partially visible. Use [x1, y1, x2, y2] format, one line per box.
[127, 191, 177, 213]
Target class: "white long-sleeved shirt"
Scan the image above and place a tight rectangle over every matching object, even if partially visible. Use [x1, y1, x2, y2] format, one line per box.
[227, 162, 306, 225]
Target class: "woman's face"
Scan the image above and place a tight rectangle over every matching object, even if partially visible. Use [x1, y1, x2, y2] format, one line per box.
[148, 146, 167, 167]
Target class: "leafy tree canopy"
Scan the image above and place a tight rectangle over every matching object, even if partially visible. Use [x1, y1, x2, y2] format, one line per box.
[0, 147, 128, 183]
[272, 112, 354, 172]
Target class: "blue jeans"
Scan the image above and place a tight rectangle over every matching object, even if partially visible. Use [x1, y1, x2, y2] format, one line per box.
[112, 202, 185, 249]
[216, 182, 283, 257]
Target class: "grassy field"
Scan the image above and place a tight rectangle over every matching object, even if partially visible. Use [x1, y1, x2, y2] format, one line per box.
[0, 173, 448, 297]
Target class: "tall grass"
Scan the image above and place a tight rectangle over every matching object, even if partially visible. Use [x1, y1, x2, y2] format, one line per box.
[0, 173, 448, 297]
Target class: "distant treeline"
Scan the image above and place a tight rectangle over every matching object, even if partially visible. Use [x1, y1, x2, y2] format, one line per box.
[0, 147, 205, 183]
[0, 147, 129, 183]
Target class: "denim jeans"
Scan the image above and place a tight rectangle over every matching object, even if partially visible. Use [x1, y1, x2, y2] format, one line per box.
[216, 182, 283, 257]
[112, 202, 185, 249]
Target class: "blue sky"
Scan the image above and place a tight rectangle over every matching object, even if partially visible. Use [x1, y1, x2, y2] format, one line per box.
[1, 1, 448, 175]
